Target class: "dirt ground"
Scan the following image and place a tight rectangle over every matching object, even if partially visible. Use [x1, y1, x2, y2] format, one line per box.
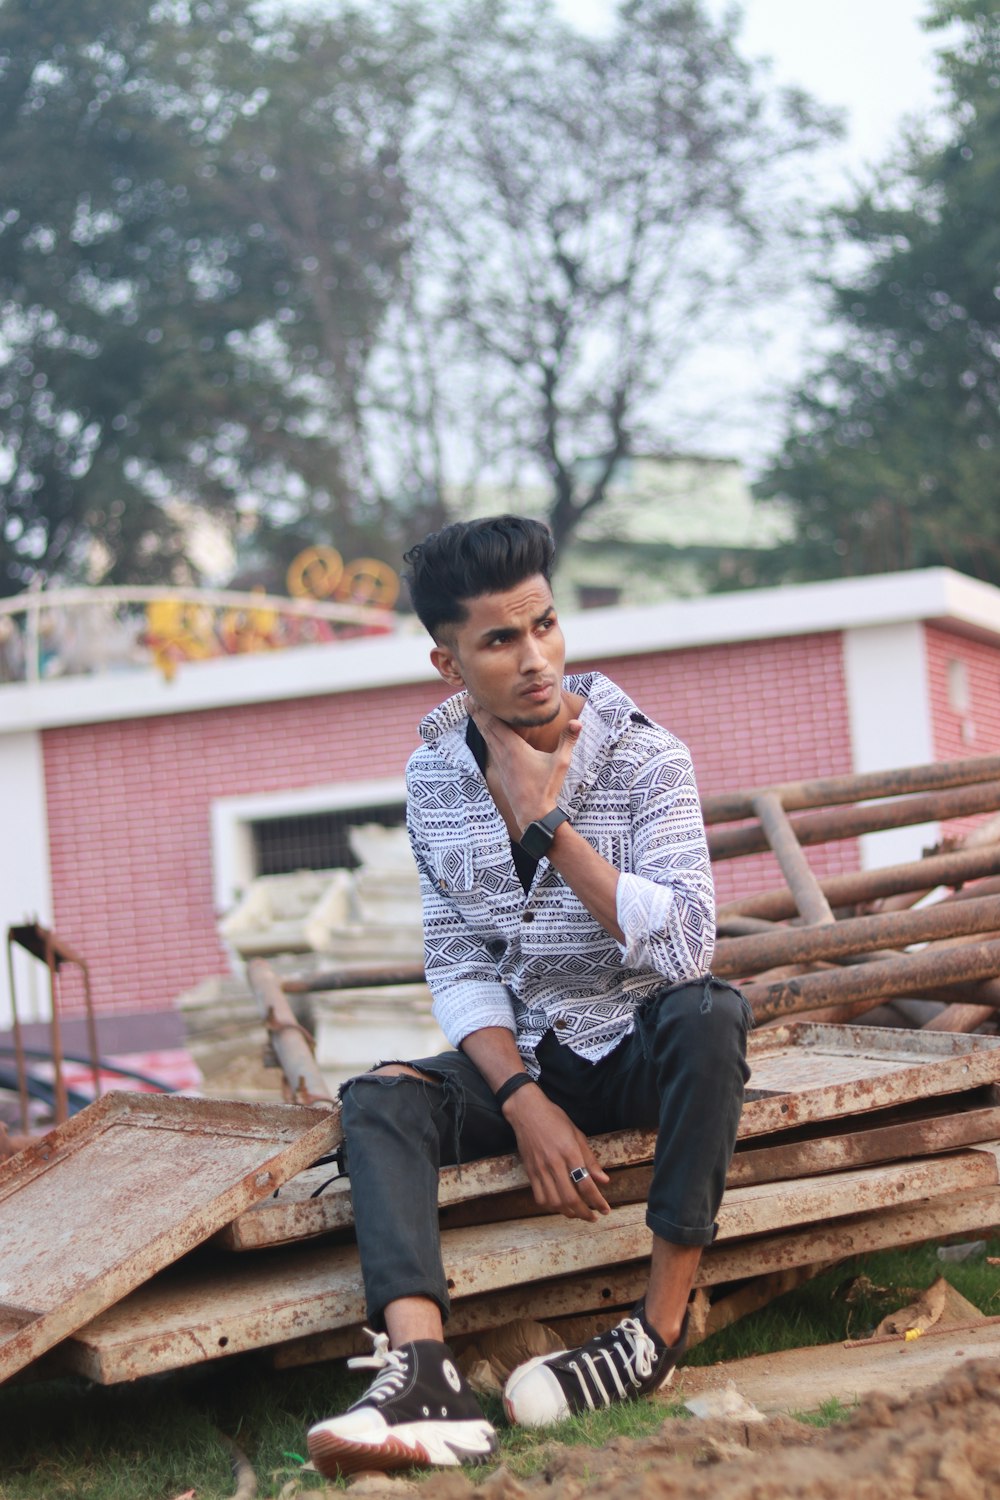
[333, 1356, 1000, 1500]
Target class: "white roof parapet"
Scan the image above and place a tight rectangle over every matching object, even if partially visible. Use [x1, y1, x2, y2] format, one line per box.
[2, 567, 999, 736]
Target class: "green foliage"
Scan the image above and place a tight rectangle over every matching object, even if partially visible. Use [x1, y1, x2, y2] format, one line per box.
[758, 0, 1000, 586]
[0, 0, 416, 594]
[399, 0, 839, 556]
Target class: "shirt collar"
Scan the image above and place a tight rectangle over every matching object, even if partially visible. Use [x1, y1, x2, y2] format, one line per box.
[417, 672, 644, 775]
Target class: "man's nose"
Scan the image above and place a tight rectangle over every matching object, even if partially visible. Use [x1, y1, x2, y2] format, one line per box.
[519, 635, 546, 672]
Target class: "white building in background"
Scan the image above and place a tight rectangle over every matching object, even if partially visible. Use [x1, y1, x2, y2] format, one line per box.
[448, 453, 792, 608]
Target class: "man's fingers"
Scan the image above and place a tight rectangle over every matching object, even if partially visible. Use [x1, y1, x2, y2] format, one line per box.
[575, 1173, 611, 1216]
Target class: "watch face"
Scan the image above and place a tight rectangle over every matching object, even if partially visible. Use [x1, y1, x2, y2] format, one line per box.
[520, 821, 552, 859]
[520, 809, 566, 858]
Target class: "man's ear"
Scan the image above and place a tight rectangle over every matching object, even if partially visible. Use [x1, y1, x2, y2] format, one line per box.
[430, 643, 464, 689]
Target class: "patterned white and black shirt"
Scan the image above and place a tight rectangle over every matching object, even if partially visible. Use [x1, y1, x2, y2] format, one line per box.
[405, 672, 716, 1074]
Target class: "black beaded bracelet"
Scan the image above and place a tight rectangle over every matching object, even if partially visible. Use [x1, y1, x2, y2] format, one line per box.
[494, 1071, 535, 1108]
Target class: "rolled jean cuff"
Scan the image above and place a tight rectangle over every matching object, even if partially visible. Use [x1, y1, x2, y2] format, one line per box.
[646, 1207, 718, 1247]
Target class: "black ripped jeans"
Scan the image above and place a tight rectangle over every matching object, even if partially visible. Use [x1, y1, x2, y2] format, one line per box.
[339, 976, 751, 1328]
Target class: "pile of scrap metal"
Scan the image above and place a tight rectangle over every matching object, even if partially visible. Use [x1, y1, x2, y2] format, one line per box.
[4, 751, 1000, 1391]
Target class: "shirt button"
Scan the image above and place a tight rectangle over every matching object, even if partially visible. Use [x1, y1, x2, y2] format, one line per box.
[554, 1016, 568, 1030]
[522, 911, 535, 923]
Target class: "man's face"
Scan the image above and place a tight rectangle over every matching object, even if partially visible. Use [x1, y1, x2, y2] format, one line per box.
[430, 575, 566, 729]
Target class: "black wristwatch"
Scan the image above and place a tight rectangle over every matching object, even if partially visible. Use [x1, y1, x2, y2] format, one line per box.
[519, 807, 570, 858]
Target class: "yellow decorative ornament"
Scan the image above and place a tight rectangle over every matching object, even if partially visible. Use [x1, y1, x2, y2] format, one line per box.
[286, 546, 344, 600]
[334, 558, 400, 609]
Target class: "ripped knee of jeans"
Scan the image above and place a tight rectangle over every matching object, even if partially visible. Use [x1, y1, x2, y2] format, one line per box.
[339, 1061, 468, 1165]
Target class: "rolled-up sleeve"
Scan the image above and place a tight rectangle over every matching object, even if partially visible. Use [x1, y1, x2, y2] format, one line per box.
[406, 806, 517, 1048]
[614, 737, 715, 982]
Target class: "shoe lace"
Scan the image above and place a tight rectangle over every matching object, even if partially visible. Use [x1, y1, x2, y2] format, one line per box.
[614, 1317, 657, 1380]
[567, 1317, 657, 1409]
[346, 1328, 409, 1405]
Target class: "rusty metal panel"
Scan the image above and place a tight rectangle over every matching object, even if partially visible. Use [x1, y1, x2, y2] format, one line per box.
[0, 1092, 338, 1385]
[274, 1180, 1000, 1371]
[739, 1023, 1000, 1135]
[221, 1024, 1000, 1252]
[217, 1125, 661, 1252]
[62, 1149, 998, 1383]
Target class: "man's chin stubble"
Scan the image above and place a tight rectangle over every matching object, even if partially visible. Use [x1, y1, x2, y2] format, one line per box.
[504, 701, 563, 730]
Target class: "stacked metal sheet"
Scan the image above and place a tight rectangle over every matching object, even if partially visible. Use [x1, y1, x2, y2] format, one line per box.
[4, 752, 1000, 1389]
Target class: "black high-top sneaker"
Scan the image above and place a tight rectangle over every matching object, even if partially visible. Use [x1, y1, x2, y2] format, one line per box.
[307, 1329, 498, 1477]
[503, 1304, 688, 1428]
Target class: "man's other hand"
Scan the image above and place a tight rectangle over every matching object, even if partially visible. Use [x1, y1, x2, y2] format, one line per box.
[501, 1084, 611, 1222]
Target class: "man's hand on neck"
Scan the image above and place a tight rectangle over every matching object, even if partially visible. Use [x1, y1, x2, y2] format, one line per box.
[467, 691, 582, 836]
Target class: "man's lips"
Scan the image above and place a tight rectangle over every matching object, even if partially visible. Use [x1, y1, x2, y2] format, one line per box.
[520, 681, 554, 699]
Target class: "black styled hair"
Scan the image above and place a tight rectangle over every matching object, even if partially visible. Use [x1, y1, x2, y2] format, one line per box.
[402, 515, 555, 639]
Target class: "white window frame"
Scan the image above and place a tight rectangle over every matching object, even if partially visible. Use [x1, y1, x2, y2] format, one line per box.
[210, 776, 407, 913]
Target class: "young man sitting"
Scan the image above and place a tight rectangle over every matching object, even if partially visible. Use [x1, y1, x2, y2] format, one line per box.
[307, 515, 750, 1478]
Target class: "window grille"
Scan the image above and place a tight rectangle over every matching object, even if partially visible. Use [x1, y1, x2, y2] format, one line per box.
[250, 801, 406, 876]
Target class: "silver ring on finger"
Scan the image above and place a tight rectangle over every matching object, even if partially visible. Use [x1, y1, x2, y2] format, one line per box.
[570, 1166, 590, 1184]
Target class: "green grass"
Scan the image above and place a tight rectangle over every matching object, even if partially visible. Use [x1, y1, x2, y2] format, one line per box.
[684, 1234, 1000, 1367]
[2, 1235, 997, 1499]
[792, 1395, 857, 1428]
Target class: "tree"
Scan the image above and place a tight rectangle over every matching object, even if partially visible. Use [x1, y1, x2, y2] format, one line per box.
[369, 0, 839, 556]
[0, 0, 414, 594]
[757, 0, 1000, 586]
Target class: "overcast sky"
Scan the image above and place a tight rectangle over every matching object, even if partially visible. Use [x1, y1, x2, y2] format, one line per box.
[550, 0, 955, 465]
[556, 0, 951, 182]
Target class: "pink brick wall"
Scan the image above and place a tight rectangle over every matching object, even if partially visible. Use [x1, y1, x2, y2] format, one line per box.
[43, 630, 857, 1017]
[925, 625, 1000, 843]
[574, 631, 858, 903]
[42, 680, 444, 1017]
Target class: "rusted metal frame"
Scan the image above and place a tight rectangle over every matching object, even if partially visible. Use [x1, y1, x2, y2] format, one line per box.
[750, 791, 835, 926]
[717, 1151, 998, 1240]
[739, 1025, 1000, 1134]
[744, 939, 1000, 1023]
[4, 934, 29, 1135]
[246, 958, 338, 1111]
[63, 1154, 1000, 1383]
[0, 1093, 342, 1385]
[701, 752, 1000, 825]
[217, 1123, 662, 1251]
[45, 927, 68, 1126]
[273, 1180, 1000, 1372]
[283, 963, 426, 994]
[867, 813, 1000, 916]
[272, 1264, 657, 1369]
[708, 779, 1000, 862]
[715, 894, 1000, 977]
[716, 842, 1000, 926]
[440, 1109, 1000, 1232]
[6, 923, 102, 1130]
[220, 1051, 1000, 1253]
[925, 1003, 997, 1034]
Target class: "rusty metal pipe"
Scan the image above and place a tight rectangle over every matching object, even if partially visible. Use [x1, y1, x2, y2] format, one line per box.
[716, 842, 1000, 925]
[744, 938, 1000, 1023]
[714, 895, 1000, 976]
[282, 963, 426, 994]
[751, 792, 836, 925]
[701, 752, 1000, 824]
[246, 959, 336, 1108]
[708, 780, 1000, 862]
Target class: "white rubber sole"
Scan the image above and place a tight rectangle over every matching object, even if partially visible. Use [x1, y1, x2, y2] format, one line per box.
[307, 1416, 497, 1477]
